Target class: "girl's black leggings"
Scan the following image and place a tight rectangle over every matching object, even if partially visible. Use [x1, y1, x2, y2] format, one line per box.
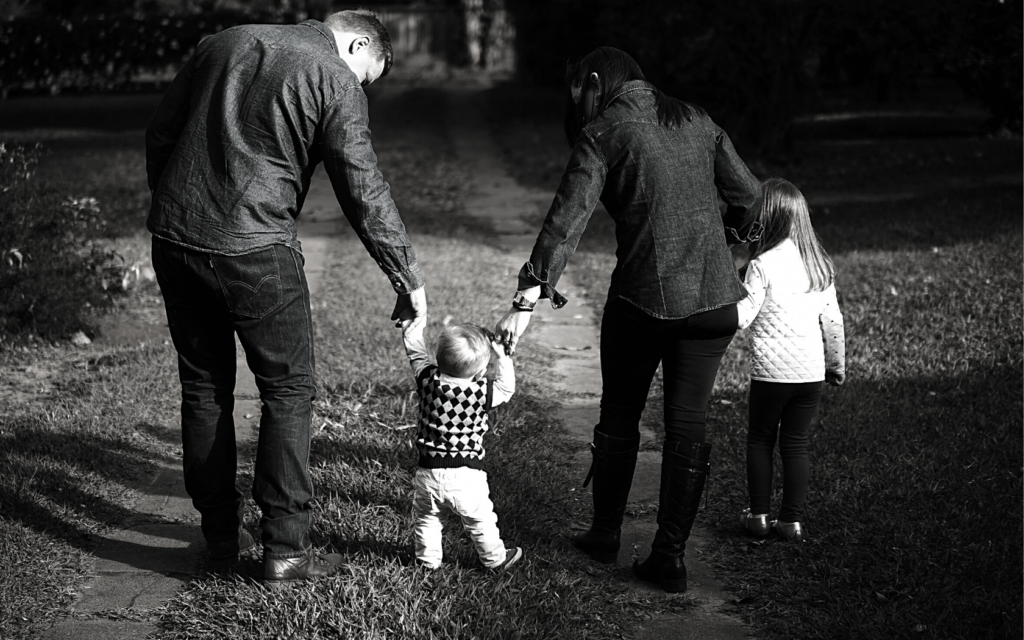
[746, 379, 823, 522]
[598, 298, 738, 445]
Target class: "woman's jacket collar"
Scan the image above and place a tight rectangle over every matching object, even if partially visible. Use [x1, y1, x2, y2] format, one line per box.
[604, 79, 656, 110]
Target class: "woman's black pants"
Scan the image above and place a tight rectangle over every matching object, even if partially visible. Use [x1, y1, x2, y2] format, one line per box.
[598, 299, 738, 445]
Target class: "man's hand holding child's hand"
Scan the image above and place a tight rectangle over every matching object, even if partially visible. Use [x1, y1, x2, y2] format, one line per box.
[392, 287, 428, 331]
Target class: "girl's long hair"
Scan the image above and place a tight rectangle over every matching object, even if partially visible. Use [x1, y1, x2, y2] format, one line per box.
[750, 177, 835, 291]
[563, 47, 706, 147]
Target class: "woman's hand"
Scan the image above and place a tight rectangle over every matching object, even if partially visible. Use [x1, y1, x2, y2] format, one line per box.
[494, 308, 532, 356]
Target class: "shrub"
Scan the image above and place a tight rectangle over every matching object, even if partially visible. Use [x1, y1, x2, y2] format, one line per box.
[0, 11, 266, 97]
[0, 142, 118, 339]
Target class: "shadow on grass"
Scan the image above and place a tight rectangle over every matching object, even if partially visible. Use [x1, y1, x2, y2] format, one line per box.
[704, 357, 1022, 640]
[0, 417, 193, 553]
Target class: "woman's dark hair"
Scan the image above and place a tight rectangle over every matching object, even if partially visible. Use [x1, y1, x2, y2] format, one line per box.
[563, 47, 706, 146]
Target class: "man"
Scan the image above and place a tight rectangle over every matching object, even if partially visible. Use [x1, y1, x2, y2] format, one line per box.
[145, 9, 426, 588]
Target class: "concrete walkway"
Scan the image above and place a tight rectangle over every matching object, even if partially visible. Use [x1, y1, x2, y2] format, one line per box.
[445, 84, 752, 640]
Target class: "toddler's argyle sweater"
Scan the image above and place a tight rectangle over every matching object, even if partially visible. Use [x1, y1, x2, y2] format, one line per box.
[415, 364, 493, 470]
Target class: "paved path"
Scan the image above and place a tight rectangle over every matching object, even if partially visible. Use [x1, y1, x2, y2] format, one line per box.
[445, 83, 752, 640]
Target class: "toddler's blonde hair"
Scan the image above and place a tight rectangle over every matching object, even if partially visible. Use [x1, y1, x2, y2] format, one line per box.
[436, 324, 492, 379]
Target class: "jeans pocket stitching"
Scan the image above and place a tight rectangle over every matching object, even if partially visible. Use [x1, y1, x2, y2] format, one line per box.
[214, 247, 284, 319]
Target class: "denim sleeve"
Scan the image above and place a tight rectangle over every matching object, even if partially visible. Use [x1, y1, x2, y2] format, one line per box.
[518, 132, 607, 308]
[320, 87, 424, 294]
[713, 125, 763, 244]
[145, 55, 195, 192]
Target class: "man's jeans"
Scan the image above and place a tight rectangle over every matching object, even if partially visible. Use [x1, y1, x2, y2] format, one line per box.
[411, 468, 507, 569]
[152, 237, 315, 559]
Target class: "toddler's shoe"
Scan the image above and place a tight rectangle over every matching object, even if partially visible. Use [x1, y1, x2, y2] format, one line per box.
[772, 520, 804, 542]
[489, 547, 523, 572]
[739, 508, 770, 537]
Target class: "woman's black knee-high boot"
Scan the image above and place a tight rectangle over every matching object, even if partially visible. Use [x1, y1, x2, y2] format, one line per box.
[572, 427, 640, 564]
[633, 441, 712, 592]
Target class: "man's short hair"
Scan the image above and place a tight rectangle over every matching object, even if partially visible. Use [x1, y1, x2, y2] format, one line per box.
[436, 324, 492, 379]
[323, 9, 393, 77]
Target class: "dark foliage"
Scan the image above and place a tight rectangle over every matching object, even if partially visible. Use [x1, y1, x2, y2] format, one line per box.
[504, 0, 1023, 155]
[0, 143, 114, 338]
[0, 11, 270, 96]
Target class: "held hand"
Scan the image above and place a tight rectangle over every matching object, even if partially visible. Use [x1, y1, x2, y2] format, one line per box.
[392, 287, 427, 330]
[825, 370, 845, 387]
[730, 242, 751, 272]
[494, 308, 532, 356]
[487, 332, 507, 359]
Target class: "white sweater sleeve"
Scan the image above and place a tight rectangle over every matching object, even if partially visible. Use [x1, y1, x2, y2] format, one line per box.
[489, 349, 516, 407]
[820, 284, 846, 375]
[737, 261, 768, 330]
[403, 324, 432, 377]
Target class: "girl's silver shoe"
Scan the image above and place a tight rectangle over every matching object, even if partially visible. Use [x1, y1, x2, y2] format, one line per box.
[772, 520, 804, 542]
[739, 508, 770, 537]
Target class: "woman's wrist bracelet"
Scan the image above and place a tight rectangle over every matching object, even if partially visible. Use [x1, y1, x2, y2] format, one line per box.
[512, 290, 537, 312]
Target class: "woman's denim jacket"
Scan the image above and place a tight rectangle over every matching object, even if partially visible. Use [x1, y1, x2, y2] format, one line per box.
[145, 20, 422, 295]
[520, 80, 762, 319]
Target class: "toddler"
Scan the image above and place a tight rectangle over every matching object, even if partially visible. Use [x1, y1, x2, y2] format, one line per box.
[402, 319, 522, 570]
[736, 177, 846, 542]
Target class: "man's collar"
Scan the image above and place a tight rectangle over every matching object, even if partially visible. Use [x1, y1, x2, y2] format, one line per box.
[300, 19, 337, 53]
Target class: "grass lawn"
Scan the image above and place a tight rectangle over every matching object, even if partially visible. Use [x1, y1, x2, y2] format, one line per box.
[0, 81, 1020, 639]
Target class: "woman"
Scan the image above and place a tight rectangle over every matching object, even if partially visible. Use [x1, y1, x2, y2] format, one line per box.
[494, 47, 762, 593]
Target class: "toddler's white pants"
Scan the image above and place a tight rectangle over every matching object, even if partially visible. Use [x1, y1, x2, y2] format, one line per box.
[411, 467, 506, 569]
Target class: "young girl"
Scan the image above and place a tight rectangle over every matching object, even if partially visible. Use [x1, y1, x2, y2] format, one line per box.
[736, 177, 846, 542]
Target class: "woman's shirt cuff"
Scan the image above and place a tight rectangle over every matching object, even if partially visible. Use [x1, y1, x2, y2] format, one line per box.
[517, 262, 567, 309]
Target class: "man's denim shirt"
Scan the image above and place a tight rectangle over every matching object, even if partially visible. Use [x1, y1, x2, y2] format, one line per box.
[146, 20, 423, 295]
[521, 80, 762, 319]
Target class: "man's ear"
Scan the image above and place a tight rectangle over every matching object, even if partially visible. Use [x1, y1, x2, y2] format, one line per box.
[349, 35, 370, 55]
[588, 72, 601, 96]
